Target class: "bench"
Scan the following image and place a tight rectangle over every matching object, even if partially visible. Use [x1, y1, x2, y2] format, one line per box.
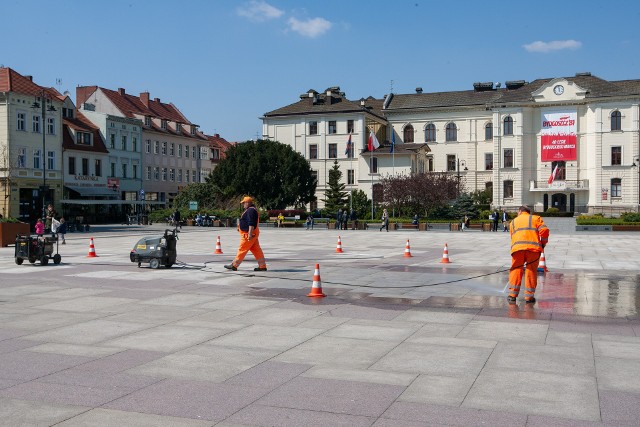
[427, 223, 452, 231]
[399, 223, 419, 230]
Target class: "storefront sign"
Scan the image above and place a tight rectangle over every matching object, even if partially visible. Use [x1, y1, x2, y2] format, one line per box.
[74, 175, 98, 181]
[541, 110, 577, 161]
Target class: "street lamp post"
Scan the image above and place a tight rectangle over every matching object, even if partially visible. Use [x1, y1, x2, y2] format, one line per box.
[633, 157, 640, 212]
[31, 91, 56, 220]
[456, 158, 467, 198]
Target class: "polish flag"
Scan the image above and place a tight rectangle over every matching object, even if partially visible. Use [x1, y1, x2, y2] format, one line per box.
[367, 129, 380, 151]
[547, 164, 559, 184]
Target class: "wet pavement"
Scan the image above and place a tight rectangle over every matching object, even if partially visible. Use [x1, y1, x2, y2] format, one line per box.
[0, 218, 639, 426]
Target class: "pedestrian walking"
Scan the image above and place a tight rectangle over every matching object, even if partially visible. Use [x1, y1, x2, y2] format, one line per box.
[380, 208, 389, 231]
[225, 196, 267, 272]
[336, 209, 343, 230]
[492, 210, 499, 232]
[57, 217, 67, 244]
[507, 205, 550, 304]
[502, 210, 509, 232]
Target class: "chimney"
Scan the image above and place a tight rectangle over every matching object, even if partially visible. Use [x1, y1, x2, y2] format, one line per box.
[415, 87, 423, 93]
[118, 88, 126, 95]
[25, 75, 33, 81]
[140, 91, 150, 107]
[154, 97, 160, 103]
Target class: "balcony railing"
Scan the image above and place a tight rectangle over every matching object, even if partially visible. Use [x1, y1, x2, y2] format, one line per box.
[529, 179, 589, 191]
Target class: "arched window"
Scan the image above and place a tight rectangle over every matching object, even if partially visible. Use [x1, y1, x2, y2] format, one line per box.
[485, 122, 493, 140]
[503, 116, 514, 135]
[425, 124, 436, 142]
[611, 111, 622, 131]
[445, 122, 457, 142]
[403, 124, 414, 143]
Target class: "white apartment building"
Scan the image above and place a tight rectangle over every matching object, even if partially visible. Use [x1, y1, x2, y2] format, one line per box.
[264, 74, 640, 215]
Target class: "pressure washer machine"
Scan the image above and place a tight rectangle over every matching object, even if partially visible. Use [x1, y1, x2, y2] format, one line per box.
[130, 228, 178, 269]
[14, 234, 61, 266]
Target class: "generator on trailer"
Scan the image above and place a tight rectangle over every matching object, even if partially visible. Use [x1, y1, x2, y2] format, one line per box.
[130, 228, 178, 269]
[15, 234, 61, 266]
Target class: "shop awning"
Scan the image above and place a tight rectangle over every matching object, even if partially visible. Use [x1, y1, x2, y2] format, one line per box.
[65, 186, 120, 197]
[60, 199, 165, 205]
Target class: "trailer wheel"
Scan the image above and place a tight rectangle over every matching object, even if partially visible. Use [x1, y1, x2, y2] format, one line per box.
[149, 258, 160, 269]
[53, 254, 61, 265]
[40, 256, 49, 266]
[15, 258, 23, 265]
[29, 257, 36, 264]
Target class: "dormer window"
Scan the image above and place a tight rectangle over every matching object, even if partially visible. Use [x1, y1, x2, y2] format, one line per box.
[144, 116, 151, 127]
[76, 131, 92, 145]
[161, 119, 168, 130]
[176, 123, 182, 133]
[190, 125, 196, 135]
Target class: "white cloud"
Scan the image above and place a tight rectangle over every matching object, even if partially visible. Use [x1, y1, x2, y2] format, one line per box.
[523, 40, 582, 53]
[287, 17, 332, 38]
[237, 1, 284, 22]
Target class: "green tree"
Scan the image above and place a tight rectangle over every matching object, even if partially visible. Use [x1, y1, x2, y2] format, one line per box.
[451, 193, 479, 219]
[207, 139, 316, 210]
[172, 183, 218, 210]
[351, 189, 371, 219]
[322, 161, 349, 213]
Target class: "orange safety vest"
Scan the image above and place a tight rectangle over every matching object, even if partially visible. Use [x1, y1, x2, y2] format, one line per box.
[509, 212, 549, 254]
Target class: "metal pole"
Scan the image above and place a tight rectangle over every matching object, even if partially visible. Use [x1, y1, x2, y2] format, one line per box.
[41, 92, 46, 221]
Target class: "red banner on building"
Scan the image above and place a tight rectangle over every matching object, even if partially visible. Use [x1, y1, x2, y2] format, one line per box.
[540, 110, 577, 161]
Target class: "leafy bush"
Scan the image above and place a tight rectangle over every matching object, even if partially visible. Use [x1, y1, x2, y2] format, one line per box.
[622, 212, 640, 223]
[0, 216, 22, 223]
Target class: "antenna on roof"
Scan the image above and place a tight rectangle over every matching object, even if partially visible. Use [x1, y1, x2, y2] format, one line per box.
[390, 79, 394, 93]
[55, 78, 62, 89]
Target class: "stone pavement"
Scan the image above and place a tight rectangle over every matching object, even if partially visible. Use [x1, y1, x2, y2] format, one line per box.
[0, 218, 639, 426]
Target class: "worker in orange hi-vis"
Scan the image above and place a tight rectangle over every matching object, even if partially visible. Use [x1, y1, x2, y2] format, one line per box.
[224, 196, 267, 272]
[507, 205, 549, 304]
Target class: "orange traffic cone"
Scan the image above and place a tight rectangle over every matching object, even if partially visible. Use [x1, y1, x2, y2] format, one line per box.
[214, 236, 223, 254]
[537, 252, 548, 273]
[404, 239, 413, 257]
[87, 237, 98, 257]
[335, 236, 344, 253]
[307, 263, 326, 298]
[440, 243, 451, 263]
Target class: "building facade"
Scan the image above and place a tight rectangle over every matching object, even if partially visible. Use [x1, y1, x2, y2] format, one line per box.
[264, 74, 640, 215]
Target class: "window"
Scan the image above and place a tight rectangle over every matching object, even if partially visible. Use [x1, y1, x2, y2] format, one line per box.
[162, 168, 167, 181]
[95, 159, 102, 177]
[161, 119, 168, 130]
[192, 170, 197, 182]
[347, 169, 354, 185]
[132, 164, 138, 179]
[154, 167, 160, 180]
[328, 143, 337, 158]
[154, 141, 159, 154]
[190, 125, 197, 135]
[82, 158, 89, 176]
[192, 147, 197, 158]
[369, 157, 378, 174]
[47, 151, 55, 170]
[121, 164, 127, 178]
[109, 133, 116, 149]
[503, 148, 514, 168]
[121, 135, 127, 151]
[144, 116, 151, 126]
[32, 115, 41, 133]
[17, 112, 26, 131]
[176, 123, 182, 133]
[68, 157, 76, 175]
[504, 180, 514, 198]
[146, 166, 152, 180]
[309, 144, 318, 159]
[611, 146, 622, 166]
[447, 154, 456, 171]
[47, 117, 55, 134]
[185, 145, 189, 158]
[311, 170, 318, 183]
[33, 149, 41, 169]
[110, 162, 116, 178]
[347, 120, 354, 133]
[485, 153, 493, 170]
[551, 160, 566, 180]
[611, 178, 622, 197]
[485, 122, 493, 140]
[425, 124, 436, 142]
[145, 139, 151, 153]
[186, 170, 190, 182]
[404, 124, 414, 143]
[611, 111, 622, 131]
[428, 156, 434, 172]
[328, 121, 337, 134]
[62, 107, 73, 119]
[445, 123, 457, 142]
[132, 137, 137, 152]
[178, 144, 182, 157]
[17, 148, 26, 168]
[200, 147, 208, 160]
[309, 121, 318, 135]
[485, 181, 493, 192]
[177, 169, 182, 182]
[169, 168, 175, 181]
[162, 142, 167, 155]
[76, 132, 91, 145]
[170, 143, 175, 156]
[211, 148, 220, 160]
[503, 116, 514, 135]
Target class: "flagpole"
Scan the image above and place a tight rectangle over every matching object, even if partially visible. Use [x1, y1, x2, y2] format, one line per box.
[349, 134, 353, 212]
[391, 129, 395, 219]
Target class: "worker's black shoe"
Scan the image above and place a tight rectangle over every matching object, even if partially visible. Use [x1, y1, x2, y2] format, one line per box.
[507, 296, 517, 303]
[525, 297, 536, 304]
[254, 267, 267, 271]
[224, 264, 237, 271]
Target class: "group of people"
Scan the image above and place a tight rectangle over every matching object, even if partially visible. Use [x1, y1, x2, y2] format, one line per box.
[34, 204, 67, 244]
[490, 210, 510, 232]
[336, 208, 358, 230]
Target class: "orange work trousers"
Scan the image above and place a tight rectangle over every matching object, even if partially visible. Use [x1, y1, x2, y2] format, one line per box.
[232, 229, 266, 268]
[508, 250, 540, 300]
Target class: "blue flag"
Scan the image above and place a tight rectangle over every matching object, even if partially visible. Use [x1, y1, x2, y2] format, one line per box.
[345, 133, 352, 156]
[390, 131, 395, 153]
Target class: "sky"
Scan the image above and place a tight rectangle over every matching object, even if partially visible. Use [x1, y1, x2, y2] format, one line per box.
[3, 0, 640, 142]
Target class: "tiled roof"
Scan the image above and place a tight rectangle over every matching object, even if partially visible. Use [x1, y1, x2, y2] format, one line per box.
[0, 67, 59, 99]
[62, 111, 109, 153]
